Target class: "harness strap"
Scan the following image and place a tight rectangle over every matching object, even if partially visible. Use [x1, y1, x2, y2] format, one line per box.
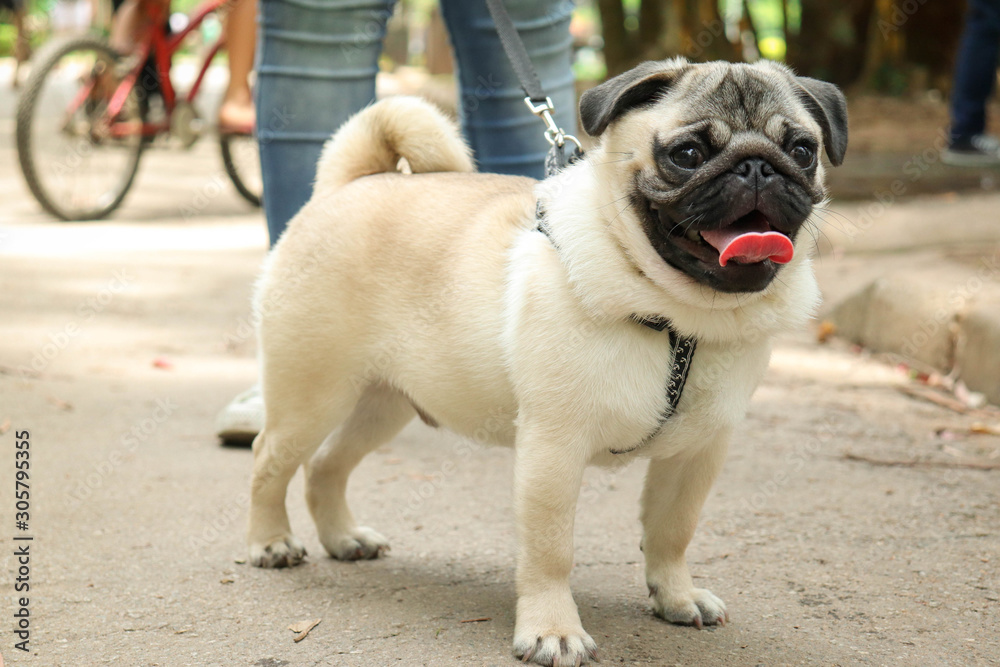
[536, 208, 698, 453]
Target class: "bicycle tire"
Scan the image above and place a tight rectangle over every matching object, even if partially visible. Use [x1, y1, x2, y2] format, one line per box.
[16, 35, 146, 221]
[219, 132, 262, 208]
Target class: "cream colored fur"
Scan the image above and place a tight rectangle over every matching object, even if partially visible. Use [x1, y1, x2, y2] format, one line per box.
[247, 88, 823, 666]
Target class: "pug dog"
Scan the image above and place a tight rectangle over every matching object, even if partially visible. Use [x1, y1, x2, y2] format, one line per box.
[246, 57, 847, 666]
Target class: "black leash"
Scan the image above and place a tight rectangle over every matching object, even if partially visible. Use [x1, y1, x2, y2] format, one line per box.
[486, 0, 696, 449]
[484, 0, 583, 176]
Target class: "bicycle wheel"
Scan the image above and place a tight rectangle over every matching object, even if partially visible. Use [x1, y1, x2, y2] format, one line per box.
[219, 132, 262, 208]
[16, 36, 146, 221]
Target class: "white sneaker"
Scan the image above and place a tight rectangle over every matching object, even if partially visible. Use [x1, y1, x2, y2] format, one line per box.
[942, 134, 1000, 167]
[216, 384, 264, 445]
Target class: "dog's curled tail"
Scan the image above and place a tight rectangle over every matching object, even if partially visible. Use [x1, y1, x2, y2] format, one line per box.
[315, 96, 475, 190]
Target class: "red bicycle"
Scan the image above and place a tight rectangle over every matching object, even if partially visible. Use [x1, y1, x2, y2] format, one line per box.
[15, 0, 261, 221]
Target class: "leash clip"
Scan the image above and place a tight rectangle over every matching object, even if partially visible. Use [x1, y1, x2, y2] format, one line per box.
[524, 96, 582, 152]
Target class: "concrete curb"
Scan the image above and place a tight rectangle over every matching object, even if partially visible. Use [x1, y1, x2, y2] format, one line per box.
[828, 264, 1000, 405]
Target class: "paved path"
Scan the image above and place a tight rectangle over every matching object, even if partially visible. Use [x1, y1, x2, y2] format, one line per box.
[1, 89, 999, 666]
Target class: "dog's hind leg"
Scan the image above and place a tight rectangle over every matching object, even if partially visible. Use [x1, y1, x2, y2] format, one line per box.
[305, 382, 415, 561]
[248, 373, 361, 569]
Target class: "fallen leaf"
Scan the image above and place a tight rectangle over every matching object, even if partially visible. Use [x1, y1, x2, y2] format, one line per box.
[942, 444, 965, 458]
[47, 396, 73, 411]
[220, 577, 235, 584]
[234, 557, 247, 565]
[954, 381, 987, 409]
[459, 617, 491, 623]
[843, 451, 1000, 471]
[922, 372, 947, 388]
[970, 422, 1000, 436]
[288, 618, 321, 642]
[900, 386, 971, 414]
[0, 363, 39, 378]
[816, 320, 836, 344]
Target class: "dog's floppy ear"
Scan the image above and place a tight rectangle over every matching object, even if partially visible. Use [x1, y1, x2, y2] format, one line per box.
[579, 60, 688, 137]
[794, 77, 849, 166]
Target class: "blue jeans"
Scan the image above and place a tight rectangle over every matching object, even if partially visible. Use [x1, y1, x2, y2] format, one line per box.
[255, 0, 576, 246]
[950, 0, 1000, 146]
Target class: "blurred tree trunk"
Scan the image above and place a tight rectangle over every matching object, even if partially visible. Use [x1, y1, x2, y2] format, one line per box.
[784, 0, 966, 92]
[786, 0, 876, 87]
[682, 0, 741, 61]
[598, 0, 635, 76]
[855, 0, 905, 91]
[598, 0, 741, 77]
[897, 0, 965, 91]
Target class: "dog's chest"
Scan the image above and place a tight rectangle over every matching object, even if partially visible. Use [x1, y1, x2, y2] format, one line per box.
[569, 331, 771, 460]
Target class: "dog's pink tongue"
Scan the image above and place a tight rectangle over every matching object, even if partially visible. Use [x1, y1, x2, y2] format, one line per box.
[700, 229, 794, 267]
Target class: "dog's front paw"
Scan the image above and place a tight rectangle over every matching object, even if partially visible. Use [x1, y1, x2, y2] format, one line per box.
[650, 585, 728, 629]
[513, 628, 598, 666]
[249, 534, 307, 568]
[320, 526, 389, 561]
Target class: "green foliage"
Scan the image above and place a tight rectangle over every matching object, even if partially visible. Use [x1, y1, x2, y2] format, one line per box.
[868, 63, 909, 96]
[746, 0, 795, 60]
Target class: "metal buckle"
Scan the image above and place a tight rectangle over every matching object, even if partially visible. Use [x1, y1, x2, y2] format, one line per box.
[524, 96, 582, 152]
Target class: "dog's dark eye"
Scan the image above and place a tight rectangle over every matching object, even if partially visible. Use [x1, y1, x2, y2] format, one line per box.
[789, 144, 815, 168]
[670, 145, 704, 170]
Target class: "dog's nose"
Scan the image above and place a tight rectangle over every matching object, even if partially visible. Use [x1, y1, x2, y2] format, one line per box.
[732, 157, 776, 180]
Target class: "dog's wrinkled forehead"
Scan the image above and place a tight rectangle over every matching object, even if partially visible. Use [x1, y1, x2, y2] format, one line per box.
[579, 58, 849, 165]
[655, 66, 820, 151]
[666, 66, 808, 139]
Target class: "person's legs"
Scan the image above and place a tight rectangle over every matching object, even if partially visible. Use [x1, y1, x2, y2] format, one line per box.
[109, 0, 170, 54]
[218, 0, 393, 443]
[949, 0, 1000, 148]
[255, 0, 395, 246]
[439, 0, 576, 180]
[219, 0, 257, 132]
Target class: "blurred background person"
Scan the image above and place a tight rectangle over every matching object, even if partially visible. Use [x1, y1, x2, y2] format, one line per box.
[106, 0, 255, 132]
[944, 0, 1000, 166]
[217, 0, 255, 133]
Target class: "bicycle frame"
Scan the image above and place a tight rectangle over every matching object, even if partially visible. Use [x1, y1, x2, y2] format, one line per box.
[68, 0, 232, 139]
